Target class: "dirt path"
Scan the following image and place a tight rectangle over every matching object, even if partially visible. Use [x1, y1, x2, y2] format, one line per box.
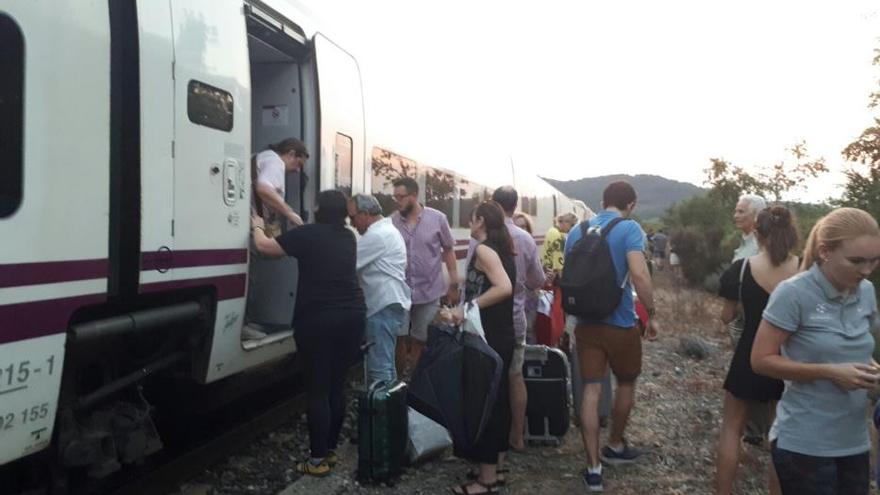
[277, 272, 774, 494]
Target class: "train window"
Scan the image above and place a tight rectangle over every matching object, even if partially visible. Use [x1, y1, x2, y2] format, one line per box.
[529, 196, 538, 216]
[425, 167, 455, 225]
[335, 133, 352, 196]
[0, 15, 23, 218]
[371, 147, 420, 216]
[458, 179, 484, 227]
[521, 196, 531, 215]
[187, 80, 233, 132]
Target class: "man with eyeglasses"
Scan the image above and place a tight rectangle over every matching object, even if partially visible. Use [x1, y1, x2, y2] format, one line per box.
[390, 176, 459, 380]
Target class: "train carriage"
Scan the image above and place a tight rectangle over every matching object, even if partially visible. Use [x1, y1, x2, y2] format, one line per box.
[0, 0, 583, 485]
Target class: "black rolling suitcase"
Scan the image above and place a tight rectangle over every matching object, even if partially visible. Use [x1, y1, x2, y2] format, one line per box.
[523, 344, 571, 444]
[357, 380, 408, 483]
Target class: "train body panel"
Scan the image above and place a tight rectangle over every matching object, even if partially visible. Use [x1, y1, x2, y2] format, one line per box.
[0, 0, 111, 465]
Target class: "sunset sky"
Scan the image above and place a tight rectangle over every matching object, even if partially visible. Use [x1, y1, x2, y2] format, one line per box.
[313, 1, 879, 203]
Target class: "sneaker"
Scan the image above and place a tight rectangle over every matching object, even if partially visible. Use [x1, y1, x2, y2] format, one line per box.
[241, 324, 268, 341]
[600, 442, 645, 465]
[582, 468, 603, 492]
[295, 459, 331, 477]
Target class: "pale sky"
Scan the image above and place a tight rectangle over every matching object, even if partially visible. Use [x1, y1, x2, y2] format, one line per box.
[313, 1, 879, 203]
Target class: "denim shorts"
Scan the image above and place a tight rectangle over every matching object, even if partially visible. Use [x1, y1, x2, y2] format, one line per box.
[771, 443, 869, 495]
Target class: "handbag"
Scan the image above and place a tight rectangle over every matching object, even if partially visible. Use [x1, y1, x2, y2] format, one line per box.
[535, 288, 565, 347]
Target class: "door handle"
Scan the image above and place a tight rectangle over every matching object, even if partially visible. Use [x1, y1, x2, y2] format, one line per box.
[223, 159, 238, 206]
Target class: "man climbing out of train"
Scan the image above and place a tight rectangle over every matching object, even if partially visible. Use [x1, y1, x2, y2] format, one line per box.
[243, 138, 309, 341]
[348, 194, 411, 385]
[253, 137, 308, 233]
[390, 177, 459, 380]
[488, 186, 546, 456]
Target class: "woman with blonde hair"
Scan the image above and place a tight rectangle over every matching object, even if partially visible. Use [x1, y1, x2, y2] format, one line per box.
[752, 207, 880, 495]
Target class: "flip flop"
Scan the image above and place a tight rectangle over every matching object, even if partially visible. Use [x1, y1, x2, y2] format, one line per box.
[467, 468, 507, 485]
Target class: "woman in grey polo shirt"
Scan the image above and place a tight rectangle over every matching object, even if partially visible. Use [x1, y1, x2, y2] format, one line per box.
[752, 207, 880, 495]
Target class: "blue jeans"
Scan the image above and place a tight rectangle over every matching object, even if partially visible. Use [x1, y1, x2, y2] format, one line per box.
[366, 304, 407, 385]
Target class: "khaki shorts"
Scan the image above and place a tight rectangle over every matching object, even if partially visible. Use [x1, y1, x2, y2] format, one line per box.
[509, 343, 525, 376]
[397, 299, 440, 342]
[575, 323, 642, 383]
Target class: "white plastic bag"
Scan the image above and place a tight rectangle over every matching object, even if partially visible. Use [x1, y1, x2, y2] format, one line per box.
[461, 301, 486, 342]
[536, 289, 554, 316]
[406, 407, 453, 464]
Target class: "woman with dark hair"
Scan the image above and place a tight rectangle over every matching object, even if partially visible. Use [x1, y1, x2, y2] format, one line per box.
[715, 206, 799, 494]
[251, 189, 366, 477]
[449, 200, 515, 495]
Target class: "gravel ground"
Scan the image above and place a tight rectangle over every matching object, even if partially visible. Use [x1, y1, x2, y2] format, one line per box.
[171, 273, 839, 494]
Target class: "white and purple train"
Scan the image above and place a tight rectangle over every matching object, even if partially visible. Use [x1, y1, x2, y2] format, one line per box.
[0, 0, 589, 479]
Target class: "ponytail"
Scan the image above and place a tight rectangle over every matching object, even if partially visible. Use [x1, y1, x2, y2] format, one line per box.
[755, 206, 798, 266]
[800, 219, 822, 271]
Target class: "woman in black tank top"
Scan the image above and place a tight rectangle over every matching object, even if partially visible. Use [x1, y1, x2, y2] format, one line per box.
[450, 201, 516, 495]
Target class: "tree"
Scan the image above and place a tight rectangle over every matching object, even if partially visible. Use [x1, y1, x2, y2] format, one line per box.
[839, 46, 880, 294]
[703, 142, 828, 203]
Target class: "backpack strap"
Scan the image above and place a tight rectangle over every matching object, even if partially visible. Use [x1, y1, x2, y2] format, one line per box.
[600, 216, 632, 289]
[600, 217, 628, 238]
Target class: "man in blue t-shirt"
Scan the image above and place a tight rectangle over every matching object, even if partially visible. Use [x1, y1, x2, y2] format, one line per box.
[563, 181, 660, 492]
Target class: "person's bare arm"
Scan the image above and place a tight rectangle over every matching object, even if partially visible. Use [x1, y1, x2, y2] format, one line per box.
[752, 319, 879, 390]
[255, 182, 303, 227]
[251, 215, 286, 258]
[720, 299, 739, 324]
[442, 246, 460, 302]
[627, 250, 659, 339]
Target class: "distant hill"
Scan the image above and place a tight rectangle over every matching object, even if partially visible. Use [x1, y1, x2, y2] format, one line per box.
[542, 174, 705, 221]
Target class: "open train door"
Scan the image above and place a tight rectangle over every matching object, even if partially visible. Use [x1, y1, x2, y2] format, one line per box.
[313, 34, 366, 195]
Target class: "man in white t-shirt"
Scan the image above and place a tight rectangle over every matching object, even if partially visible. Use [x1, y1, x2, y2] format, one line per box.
[243, 138, 309, 341]
[253, 138, 309, 235]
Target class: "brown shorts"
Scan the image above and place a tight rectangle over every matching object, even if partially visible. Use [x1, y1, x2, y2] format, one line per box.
[575, 323, 642, 383]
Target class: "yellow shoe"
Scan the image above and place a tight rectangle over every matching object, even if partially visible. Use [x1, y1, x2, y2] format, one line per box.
[325, 451, 339, 467]
[296, 459, 331, 477]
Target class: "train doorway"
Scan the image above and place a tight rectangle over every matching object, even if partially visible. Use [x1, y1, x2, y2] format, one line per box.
[242, 3, 313, 348]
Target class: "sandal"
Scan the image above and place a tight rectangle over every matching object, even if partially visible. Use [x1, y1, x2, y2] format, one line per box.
[450, 480, 500, 494]
[466, 468, 507, 485]
[295, 459, 331, 477]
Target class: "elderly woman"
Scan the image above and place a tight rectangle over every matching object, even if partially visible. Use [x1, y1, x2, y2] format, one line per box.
[733, 194, 768, 263]
[752, 208, 880, 495]
[730, 194, 769, 447]
[251, 189, 366, 477]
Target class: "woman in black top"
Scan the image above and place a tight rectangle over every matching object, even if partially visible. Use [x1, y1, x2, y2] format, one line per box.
[715, 206, 798, 495]
[450, 200, 515, 495]
[252, 190, 366, 478]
